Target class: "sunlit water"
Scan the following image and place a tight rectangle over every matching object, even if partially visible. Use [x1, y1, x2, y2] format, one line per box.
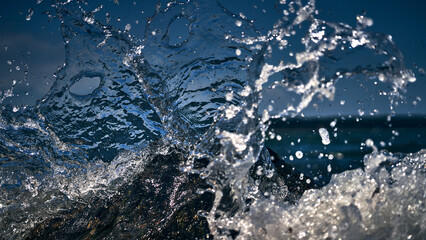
[0, 0, 424, 239]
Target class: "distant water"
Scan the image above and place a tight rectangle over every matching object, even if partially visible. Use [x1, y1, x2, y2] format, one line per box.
[0, 0, 424, 239]
[267, 115, 426, 185]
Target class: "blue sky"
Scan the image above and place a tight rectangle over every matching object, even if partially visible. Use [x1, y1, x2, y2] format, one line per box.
[0, 0, 425, 116]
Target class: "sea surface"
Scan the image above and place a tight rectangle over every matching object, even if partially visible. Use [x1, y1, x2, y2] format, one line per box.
[267, 116, 426, 185]
[0, 0, 425, 239]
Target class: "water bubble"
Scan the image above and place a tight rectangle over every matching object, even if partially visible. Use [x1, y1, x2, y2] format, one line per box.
[327, 164, 332, 172]
[235, 49, 242, 56]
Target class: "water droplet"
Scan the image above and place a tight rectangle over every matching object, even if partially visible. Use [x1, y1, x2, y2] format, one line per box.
[319, 128, 330, 145]
[26, 8, 34, 21]
[125, 23, 131, 31]
[84, 16, 95, 24]
[265, 170, 274, 178]
[225, 92, 233, 101]
[356, 15, 373, 27]
[256, 166, 263, 176]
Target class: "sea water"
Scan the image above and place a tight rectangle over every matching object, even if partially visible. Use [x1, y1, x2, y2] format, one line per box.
[0, 0, 424, 239]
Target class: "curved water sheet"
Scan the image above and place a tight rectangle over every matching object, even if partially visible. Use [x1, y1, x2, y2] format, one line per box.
[39, 4, 165, 162]
[0, 1, 167, 238]
[0, 0, 424, 239]
[139, 0, 264, 143]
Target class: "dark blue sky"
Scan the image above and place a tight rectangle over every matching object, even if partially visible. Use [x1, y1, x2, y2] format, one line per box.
[0, 0, 425, 116]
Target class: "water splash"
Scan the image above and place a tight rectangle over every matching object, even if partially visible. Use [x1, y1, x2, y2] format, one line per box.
[234, 150, 425, 239]
[0, 0, 423, 239]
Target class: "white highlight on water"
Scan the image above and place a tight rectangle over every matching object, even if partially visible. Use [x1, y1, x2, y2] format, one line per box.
[319, 128, 330, 145]
[295, 151, 303, 159]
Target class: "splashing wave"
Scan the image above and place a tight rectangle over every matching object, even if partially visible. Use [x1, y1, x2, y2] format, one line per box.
[0, 0, 423, 239]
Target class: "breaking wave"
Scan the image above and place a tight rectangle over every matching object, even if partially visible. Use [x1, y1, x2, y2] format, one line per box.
[0, 0, 423, 239]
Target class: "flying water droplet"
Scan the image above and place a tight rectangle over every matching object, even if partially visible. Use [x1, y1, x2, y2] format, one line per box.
[319, 128, 330, 145]
[26, 8, 34, 21]
[295, 151, 303, 159]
